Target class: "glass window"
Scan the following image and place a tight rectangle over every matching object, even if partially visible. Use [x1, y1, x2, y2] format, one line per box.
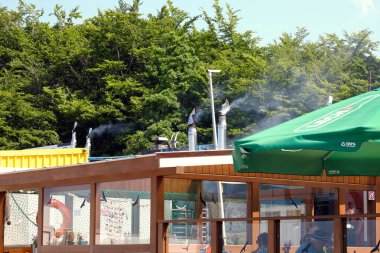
[346, 190, 375, 247]
[164, 179, 247, 220]
[43, 185, 90, 246]
[164, 179, 247, 246]
[259, 184, 338, 217]
[5, 190, 38, 247]
[167, 222, 210, 253]
[164, 179, 199, 221]
[346, 218, 377, 251]
[96, 178, 151, 245]
[280, 220, 334, 252]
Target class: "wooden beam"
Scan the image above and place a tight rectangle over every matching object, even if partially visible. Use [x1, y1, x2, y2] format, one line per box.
[211, 221, 222, 253]
[339, 188, 347, 215]
[0, 155, 163, 191]
[0, 166, 178, 192]
[334, 217, 346, 253]
[93, 244, 150, 253]
[151, 176, 164, 253]
[37, 187, 44, 248]
[90, 183, 96, 253]
[0, 192, 5, 253]
[376, 177, 380, 245]
[157, 222, 168, 253]
[250, 183, 260, 249]
[155, 150, 233, 158]
[267, 219, 279, 253]
[170, 174, 375, 190]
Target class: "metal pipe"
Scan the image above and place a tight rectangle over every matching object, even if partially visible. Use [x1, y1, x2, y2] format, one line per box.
[326, 95, 333, 106]
[188, 126, 197, 151]
[207, 70, 221, 150]
[217, 100, 230, 150]
[217, 115, 227, 150]
[188, 109, 197, 151]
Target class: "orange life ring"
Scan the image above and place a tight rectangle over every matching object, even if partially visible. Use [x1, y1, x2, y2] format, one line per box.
[48, 199, 72, 238]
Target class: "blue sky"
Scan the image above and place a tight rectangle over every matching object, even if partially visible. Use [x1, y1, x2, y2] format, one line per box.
[1, 0, 379, 53]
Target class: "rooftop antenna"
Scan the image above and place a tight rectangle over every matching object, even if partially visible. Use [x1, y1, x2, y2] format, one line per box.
[71, 122, 78, 148]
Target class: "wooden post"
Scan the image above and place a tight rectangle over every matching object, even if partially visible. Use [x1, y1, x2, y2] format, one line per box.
[250, 183, 260, 248]
[38, 187, 44, 248]
[157, 222, 169, 253]
[0, 192, 5, 253]
[267, 219, 279, 253]
[333, 217, 345, 253]
[211, 221, 222, 253]
[336, 188, 346, 253]
[197, 181, 204, 243]
[338, 188, 346, 215]
[305, 187, 314, 217]
[89, 183, 96, 253]
[152, 176, 164, 253]
[376, 177, 380, 244]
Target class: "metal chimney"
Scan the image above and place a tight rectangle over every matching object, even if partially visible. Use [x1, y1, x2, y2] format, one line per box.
[188, 108, 197, 151]
[326, 94, 333, 106]
[217, 100, 230, 150]
[71, 122, 78, 148]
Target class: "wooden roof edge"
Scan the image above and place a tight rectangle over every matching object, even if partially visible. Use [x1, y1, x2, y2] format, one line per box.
[155, 149, 233, 158]
[0, 154, 161, 191]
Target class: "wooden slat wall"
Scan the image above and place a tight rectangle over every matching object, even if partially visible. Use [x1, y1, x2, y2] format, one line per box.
[182, 164, 376, 186]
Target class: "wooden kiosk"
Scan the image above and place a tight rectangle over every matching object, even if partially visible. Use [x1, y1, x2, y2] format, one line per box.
[0, 150, 378, 253]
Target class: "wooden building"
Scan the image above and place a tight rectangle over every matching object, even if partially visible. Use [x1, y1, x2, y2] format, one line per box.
[0, 150, 378, 253]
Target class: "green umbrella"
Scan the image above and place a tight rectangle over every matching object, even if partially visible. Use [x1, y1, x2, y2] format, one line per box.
[233, 88, 380, 176]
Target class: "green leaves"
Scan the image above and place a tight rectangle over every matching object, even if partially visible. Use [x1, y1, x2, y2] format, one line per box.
[0, 1, 378, 155]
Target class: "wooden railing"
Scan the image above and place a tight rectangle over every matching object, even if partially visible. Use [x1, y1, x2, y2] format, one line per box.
[158, 214, 380, 253]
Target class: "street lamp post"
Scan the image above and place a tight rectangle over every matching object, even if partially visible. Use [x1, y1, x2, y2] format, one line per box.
[207, 69, 221, 150]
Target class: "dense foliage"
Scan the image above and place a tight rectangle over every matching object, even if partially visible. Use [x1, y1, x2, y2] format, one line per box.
[0, 0, 379, 155]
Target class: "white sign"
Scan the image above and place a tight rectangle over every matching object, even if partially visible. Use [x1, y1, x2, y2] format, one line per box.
[368, 191, 375, 201]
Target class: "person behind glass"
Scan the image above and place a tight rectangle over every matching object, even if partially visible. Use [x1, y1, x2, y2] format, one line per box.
[300, 223, 319, 245]
[346, 206, 363, 246]
[296, 230, 330, 253]
[251, 232, 268, 253]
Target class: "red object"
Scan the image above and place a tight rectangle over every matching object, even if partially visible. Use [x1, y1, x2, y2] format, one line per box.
[48, 199, 72, 238]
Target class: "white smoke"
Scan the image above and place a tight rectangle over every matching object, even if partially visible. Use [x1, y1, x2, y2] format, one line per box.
[354, 0, 374, 17]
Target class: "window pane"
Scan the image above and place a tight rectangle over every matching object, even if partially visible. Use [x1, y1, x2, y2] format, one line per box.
[346, 218, 377, 251]
[5, 190, 38, 247]
[96, 178, 151, 244]
[164, 179, 247, 220]
[280, 220, 334, 253]
[259, 184, 337, 217]
[164, 179, 199, 220]
[168, 222, 209, 253]
[345, 190, 375, 248]
[43, 185, 90, 246]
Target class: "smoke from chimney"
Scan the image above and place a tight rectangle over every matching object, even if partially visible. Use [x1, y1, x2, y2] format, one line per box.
[71, 122, 78, 148]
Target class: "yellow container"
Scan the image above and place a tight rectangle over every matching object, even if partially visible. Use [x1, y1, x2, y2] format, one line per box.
[0, 148, 89, 169]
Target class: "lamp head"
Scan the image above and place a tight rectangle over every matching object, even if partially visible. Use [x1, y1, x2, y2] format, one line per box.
[206, 69, 221, 74]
